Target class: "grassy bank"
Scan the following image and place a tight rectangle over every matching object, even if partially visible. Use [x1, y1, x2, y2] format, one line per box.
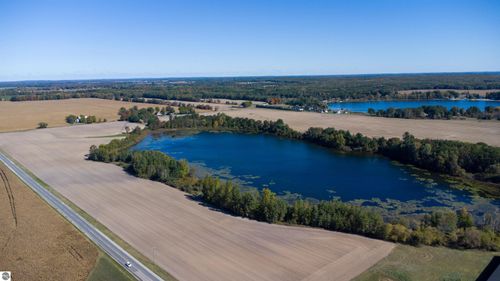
[87, 253, 135, 281]
[354, 245, 497, 281]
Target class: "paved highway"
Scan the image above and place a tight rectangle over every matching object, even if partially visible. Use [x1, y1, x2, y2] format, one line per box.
[0, 152, 164, 281]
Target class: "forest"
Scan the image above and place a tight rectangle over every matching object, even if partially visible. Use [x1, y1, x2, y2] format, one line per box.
[3, 73, 500, 105]
[368, 105, 500, 120]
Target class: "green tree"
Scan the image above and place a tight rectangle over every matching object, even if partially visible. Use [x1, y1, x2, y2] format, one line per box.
[66, 114, 78, 124]
[256, 188, 286, 223]
[457, 208, 474, 229]
[37, 122, 48, 129]
[241, 101, 252, 108]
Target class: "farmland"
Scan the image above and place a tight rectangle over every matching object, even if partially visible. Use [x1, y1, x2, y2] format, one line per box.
[0, 122, 395, 281]
[1, 97, 499, 145]
[0, 98, 161, 132]
[0, 161, 97, 280]
[219, 107, 500, 146]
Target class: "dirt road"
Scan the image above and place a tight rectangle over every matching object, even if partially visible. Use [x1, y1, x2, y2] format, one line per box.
[0, 122, 394, 281]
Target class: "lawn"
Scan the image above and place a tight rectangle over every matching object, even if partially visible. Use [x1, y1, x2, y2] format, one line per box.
[87, 254, 135, 281]
[354, 244, 498, 281]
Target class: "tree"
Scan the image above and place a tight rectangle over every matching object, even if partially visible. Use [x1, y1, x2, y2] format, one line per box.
[178, 106, 195, 114]
[66, 114, 78, 124]
[241, 101, 252, 108]
[37, 122, 48, 129]
[238, 192, 257, 218]
[457, 208, 474, 229]
[386, 224, 411, 242]
[457, 228, 482, 248]
[424, 211, 457, 234]
[256, 188, 286, 223]
[466, 106, 481, 117]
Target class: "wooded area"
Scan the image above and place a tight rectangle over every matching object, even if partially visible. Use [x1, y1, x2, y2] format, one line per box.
[3, 73, 500, 106]
[368, 105, 500, 120]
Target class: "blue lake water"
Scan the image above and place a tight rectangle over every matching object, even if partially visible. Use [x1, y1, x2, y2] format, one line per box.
[131, 132, 498, 212]
[328, 99, 500, 113]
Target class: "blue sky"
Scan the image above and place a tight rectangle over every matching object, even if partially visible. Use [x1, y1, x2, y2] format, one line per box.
[0, 0, 499, 81]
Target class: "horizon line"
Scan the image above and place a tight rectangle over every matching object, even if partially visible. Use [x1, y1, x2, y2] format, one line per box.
[1, 70, 500, 84]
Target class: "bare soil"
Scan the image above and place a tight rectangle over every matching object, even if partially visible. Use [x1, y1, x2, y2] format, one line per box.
[218, 108, 500, 146]
[0, 122, 395, 281]
[0, 161, 98, 281]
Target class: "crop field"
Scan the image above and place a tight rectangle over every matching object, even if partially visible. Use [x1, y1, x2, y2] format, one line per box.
[0, 122, 395, 281]
[0, 98, 161, 132]
[219, 108, 500, 146]
[0, 161, 98, 281]
[2, 98, 498, 146]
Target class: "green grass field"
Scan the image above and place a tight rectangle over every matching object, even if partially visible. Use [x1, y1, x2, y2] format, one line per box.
[354, 245, 497, 281]
[87, 253, 135, 281]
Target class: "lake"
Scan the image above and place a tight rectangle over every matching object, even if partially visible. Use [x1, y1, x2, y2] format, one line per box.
[133, 132, 499, 214]
[328, 99, 500, 113]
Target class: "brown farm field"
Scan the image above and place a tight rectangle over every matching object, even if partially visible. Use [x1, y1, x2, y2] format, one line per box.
[2, 98, 499, 145]
[219, 108, 500, 146]
[0, 161, 98, 281]
[0, 122, 395, 281]
[0, 98, 160, 132]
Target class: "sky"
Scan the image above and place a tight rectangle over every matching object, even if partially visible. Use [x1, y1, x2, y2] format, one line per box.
[0, 0, 499, 81]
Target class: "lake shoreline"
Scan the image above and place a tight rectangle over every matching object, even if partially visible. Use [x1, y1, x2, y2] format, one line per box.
[89, 119, 500, 251]
[328, 98, 500, 113]
[134, 130, 499, 220]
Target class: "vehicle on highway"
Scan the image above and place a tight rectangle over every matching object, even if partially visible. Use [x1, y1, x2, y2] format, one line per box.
[125, 261, 132, 268]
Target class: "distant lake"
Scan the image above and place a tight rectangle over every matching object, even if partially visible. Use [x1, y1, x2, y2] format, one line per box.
[133, 132, 498, 214]
[328, 99, 500, 113]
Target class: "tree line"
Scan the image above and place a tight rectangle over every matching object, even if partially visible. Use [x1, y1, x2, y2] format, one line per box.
[5, 73, 500, 104]
[368, 105, 500, 120]
[115, 107, 500, 186]
[117, 106, 163, 129]
[117, 104, 214, 125]
[66, 114, 107, 124]
[87, 126, 499, 250]
[200, 176, 499, 250]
